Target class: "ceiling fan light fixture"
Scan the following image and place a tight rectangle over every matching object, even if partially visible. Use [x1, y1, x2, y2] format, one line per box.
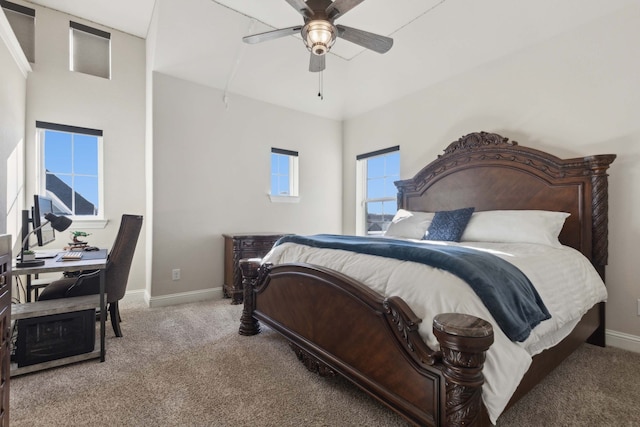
[303, 20, 336, 56]
[242, 0, 394, 73]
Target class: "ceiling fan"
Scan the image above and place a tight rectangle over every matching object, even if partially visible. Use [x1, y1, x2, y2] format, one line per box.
[242, 0, 393, 72]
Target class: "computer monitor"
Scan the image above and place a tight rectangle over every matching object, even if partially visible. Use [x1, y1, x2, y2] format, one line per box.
[32, 194, 56, 247]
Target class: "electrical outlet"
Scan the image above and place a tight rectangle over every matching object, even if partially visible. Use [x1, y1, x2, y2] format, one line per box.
[172, 269, 181, 281]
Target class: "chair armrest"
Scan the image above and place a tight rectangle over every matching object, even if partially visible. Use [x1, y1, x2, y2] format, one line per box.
[66, 270, 101, 297]
[37, 269, 101, 301]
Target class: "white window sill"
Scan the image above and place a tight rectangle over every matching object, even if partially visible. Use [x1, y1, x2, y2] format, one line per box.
[269, 195, 300, 204]
[67, 218, 109, 230]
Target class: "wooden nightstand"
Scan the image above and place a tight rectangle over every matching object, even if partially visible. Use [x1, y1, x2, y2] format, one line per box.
[223, 233, 286, 304]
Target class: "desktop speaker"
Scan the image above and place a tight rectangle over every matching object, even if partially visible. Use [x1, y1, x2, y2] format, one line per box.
[16, 309, 95, 367]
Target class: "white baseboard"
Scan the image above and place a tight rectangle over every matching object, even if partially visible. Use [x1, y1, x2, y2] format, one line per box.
[121, 289, 146, 303]
[143, 287, 224, 308]
[606, 329, 640, 353]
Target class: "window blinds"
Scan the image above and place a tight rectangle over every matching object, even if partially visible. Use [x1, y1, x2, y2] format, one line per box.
[356, 145, 399, 160]
[1, 1, 35, 63]
[70, 21, 111, 79]
[271, 148, 299, 157]
[36, 121, 103, 136]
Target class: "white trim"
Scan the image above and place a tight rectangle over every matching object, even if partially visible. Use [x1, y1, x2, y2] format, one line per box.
[36, 127, 104, 219]
[144, 287, 223, 308]
[68, 219, 109, 229]
[270, 150, 299, 198]
[121, 288, 146, 303]
[268, 194, 300, 203]
[0, 9, 31, 77]
[356, 150, 400, 236]
[355, 158, 366, 236]
[289, 155, 299, 196]
[606, 329, 640, 353]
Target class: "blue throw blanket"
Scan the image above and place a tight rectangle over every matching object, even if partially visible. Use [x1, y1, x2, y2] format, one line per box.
[275, 234, 551, 342]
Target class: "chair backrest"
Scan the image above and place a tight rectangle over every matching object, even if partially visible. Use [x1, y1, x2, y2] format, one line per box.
[105, 214, 143, 302]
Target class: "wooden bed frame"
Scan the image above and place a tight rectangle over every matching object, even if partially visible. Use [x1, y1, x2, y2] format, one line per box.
[238, 131, 616, 426]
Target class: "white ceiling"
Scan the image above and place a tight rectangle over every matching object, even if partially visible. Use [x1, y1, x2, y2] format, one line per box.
[24, 0, 635, 120]
[25, 0, 156, 38]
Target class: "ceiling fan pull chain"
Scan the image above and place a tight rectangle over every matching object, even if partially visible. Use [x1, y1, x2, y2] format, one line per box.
[318, 71, 324, 100]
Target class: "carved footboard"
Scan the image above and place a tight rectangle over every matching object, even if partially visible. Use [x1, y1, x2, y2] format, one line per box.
[239, 258, 494, 427]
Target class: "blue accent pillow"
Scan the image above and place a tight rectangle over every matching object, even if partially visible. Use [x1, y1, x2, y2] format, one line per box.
[426, 207, 475, 242]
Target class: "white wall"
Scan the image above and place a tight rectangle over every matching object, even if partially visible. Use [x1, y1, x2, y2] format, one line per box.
[0, 8, 28, 243]
[145, 0, 160, 300]
[149, 72, 342, 301]
[19, 4, 147, 290]
[343, 4, 640, 342]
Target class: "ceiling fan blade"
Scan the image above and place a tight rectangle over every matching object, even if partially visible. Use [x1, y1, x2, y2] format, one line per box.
[309, 53, 325, 72]
[243, 26, 303, 44]
[326, 0, 365, 20]
[284, 0, 314, 18]
[336, 25, 393, 53]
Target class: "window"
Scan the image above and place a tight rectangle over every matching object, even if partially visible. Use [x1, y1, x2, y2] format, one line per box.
[356, 146, 400, 235]
[36, 121, 103, 219]
[270, 148, 299, 202]
[1, 0, 35, 63]
[69, 21, 111, 79]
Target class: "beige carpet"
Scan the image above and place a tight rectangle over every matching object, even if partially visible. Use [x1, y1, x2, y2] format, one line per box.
[10, 297, 640, 426]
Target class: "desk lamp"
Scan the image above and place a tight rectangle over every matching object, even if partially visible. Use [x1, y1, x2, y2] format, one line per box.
[17, 213, 73, 268]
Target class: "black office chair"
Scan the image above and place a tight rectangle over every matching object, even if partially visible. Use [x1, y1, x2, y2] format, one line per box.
[38, 214, 143, 337]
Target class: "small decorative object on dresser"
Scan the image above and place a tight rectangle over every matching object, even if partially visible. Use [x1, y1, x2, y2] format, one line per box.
[223, 233, 287, 304]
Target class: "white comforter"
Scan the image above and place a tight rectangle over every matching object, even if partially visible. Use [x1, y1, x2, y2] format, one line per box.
[262, 239, 607, 424]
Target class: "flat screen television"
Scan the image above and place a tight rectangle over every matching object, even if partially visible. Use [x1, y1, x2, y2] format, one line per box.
[33, 194, 56, 247]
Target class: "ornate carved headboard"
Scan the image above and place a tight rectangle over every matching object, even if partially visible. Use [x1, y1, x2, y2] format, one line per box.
[395, 131, 616, 278]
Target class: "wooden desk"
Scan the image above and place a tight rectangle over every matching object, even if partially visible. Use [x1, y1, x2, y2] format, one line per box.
[21, 249, 107, 302]
[11, 255, 107, 375]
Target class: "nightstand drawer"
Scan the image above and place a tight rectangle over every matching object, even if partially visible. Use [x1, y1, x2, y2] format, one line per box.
[223, 233, 287, 304]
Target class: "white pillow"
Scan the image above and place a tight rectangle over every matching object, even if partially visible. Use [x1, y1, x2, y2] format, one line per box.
[460, 210, 570, 247]
[384, 209, 435, 240]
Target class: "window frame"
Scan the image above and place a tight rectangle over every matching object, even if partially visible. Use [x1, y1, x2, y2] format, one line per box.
[35, 121, 106, 227]
[269, 147, 299, 203]
[356, 146, 400, 236]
